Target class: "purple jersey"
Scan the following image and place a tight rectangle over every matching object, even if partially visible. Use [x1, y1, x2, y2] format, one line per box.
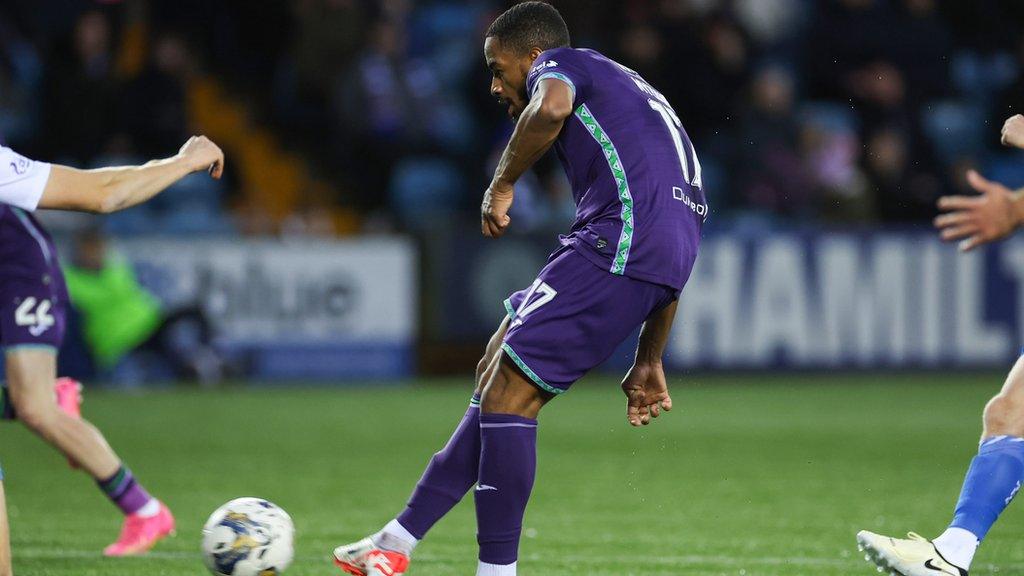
[526, 47, 707, 290]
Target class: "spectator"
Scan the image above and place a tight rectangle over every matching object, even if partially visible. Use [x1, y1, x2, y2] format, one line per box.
[118, 32, 191, 158]
[0, 17, 41, 147]
[40, 10, 118, 163]
[64, 229, 227, 384]
[735, 65, 810, 216]
[863, 126, 943, 222]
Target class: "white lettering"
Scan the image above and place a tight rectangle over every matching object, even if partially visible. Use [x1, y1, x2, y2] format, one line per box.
[817, 239, 909, 365]
[750, 239, 811, 363]
[673, 239, 743, 365]
[956, 251, 1008, 361]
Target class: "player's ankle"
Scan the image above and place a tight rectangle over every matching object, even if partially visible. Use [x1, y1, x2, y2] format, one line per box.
[132, 498, 161, 518]
[933, 527, 978, 570]
[372, 519, 418, 555]
[476, 560, 516, 576]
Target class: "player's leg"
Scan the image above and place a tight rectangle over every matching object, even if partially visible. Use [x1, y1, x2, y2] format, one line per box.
[393, 317, 511, 537]
[4, 348, 120, 478]
[2, 377, 87, 471]
[4, 348, 174, 556]
[333, 319, 511, 575]
[0, 489, 9, 576]
[935, 356, 1024, 564]
[0, 469, 10, 576]
[473, 359, 550, 576]
[858, 356, 1024, 575]
[471, 248, 676, 576]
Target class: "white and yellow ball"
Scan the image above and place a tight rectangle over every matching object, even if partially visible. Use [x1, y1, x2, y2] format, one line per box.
[201, 497, 295, 576]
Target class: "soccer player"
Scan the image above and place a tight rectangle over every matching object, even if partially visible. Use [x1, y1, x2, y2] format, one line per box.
[857, 113, 1024, 576]
[332, 3, 706, 575]
[0, 135, 225, 564]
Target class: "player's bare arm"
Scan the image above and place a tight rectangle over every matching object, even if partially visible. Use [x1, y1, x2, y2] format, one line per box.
[482, 78, 573, 238]
[38, 135, 224, 214]
[937, 113, 1024, 251]
[621, 299, 678, 427]
[934, 170, 1024, 252]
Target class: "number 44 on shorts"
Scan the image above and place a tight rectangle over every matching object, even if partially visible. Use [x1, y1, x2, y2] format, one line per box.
[15, 297, 55, 336]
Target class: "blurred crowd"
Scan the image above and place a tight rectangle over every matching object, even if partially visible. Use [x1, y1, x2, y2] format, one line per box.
[2, 0, 1024, 235]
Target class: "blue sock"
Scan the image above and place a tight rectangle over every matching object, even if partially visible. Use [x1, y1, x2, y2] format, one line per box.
[950, 435, 1024, 541]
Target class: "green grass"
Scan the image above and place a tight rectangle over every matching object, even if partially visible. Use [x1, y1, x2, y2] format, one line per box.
[4, 372, 1023, 575]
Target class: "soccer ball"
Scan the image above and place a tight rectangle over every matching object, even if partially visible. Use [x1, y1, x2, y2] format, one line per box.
[201, 497, 295, 576]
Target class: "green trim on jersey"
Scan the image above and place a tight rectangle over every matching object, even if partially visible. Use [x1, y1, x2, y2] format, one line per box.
[574, 104, 634, 275]
[534, 72, 576, 100]
[503, 298, 516, 320]
[2, 344, 57, 353]
[501, 342, 564, 395]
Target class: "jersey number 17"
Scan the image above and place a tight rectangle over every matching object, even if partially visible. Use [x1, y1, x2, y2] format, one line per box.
[618, 62, 703, 189]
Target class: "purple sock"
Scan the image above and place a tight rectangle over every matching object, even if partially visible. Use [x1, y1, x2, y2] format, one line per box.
[475, 413, 538, 565]
[396, 395, 482, 539]
[98, 465, 153, 515]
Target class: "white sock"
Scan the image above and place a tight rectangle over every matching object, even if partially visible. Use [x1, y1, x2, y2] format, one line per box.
[372, 519, 419, 555]
[134, 498, 161, 518]
[933, 527, 979, 569]
[476, 561, 517, 576]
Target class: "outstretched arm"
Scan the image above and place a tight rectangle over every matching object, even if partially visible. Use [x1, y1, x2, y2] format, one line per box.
[934, 171, 1024, 252]
[621, 299, 679, 427]
[38, 135, 224, 214]
[481, 78, 574, 237]
[935, 115, 1024, 251]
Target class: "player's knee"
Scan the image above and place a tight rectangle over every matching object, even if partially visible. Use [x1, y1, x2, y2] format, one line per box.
[983, 394, 1024, 437]
[480, 361, 545, 417]
[475, 350, 501, 395]
[480, 367, 512, 413]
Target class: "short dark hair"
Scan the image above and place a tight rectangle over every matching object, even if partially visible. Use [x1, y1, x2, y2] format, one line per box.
[486, 2, 570, 55]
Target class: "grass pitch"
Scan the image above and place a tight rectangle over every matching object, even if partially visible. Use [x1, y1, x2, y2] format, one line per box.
[4, 372, 1023, 575]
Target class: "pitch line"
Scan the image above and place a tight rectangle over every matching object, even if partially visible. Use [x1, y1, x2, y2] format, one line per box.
[13, 548, 1024, 572]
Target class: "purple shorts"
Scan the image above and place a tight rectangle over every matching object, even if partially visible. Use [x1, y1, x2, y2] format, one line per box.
[502, 246, 677, 395]
[0, 208, 68, 350]
[1, 275, 68, 350]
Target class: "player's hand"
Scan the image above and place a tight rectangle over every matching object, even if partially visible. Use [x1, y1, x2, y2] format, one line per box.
[1001, 114, 1024, 150]
[177, 135, 225, 179]
[935, 170, 1024, 252]
[620, 361, 673, 427]
[481, 181, 513, 238]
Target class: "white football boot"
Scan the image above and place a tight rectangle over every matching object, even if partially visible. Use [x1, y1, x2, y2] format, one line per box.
[857, 530, 968, 576]
[333, 537, 410, 576]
